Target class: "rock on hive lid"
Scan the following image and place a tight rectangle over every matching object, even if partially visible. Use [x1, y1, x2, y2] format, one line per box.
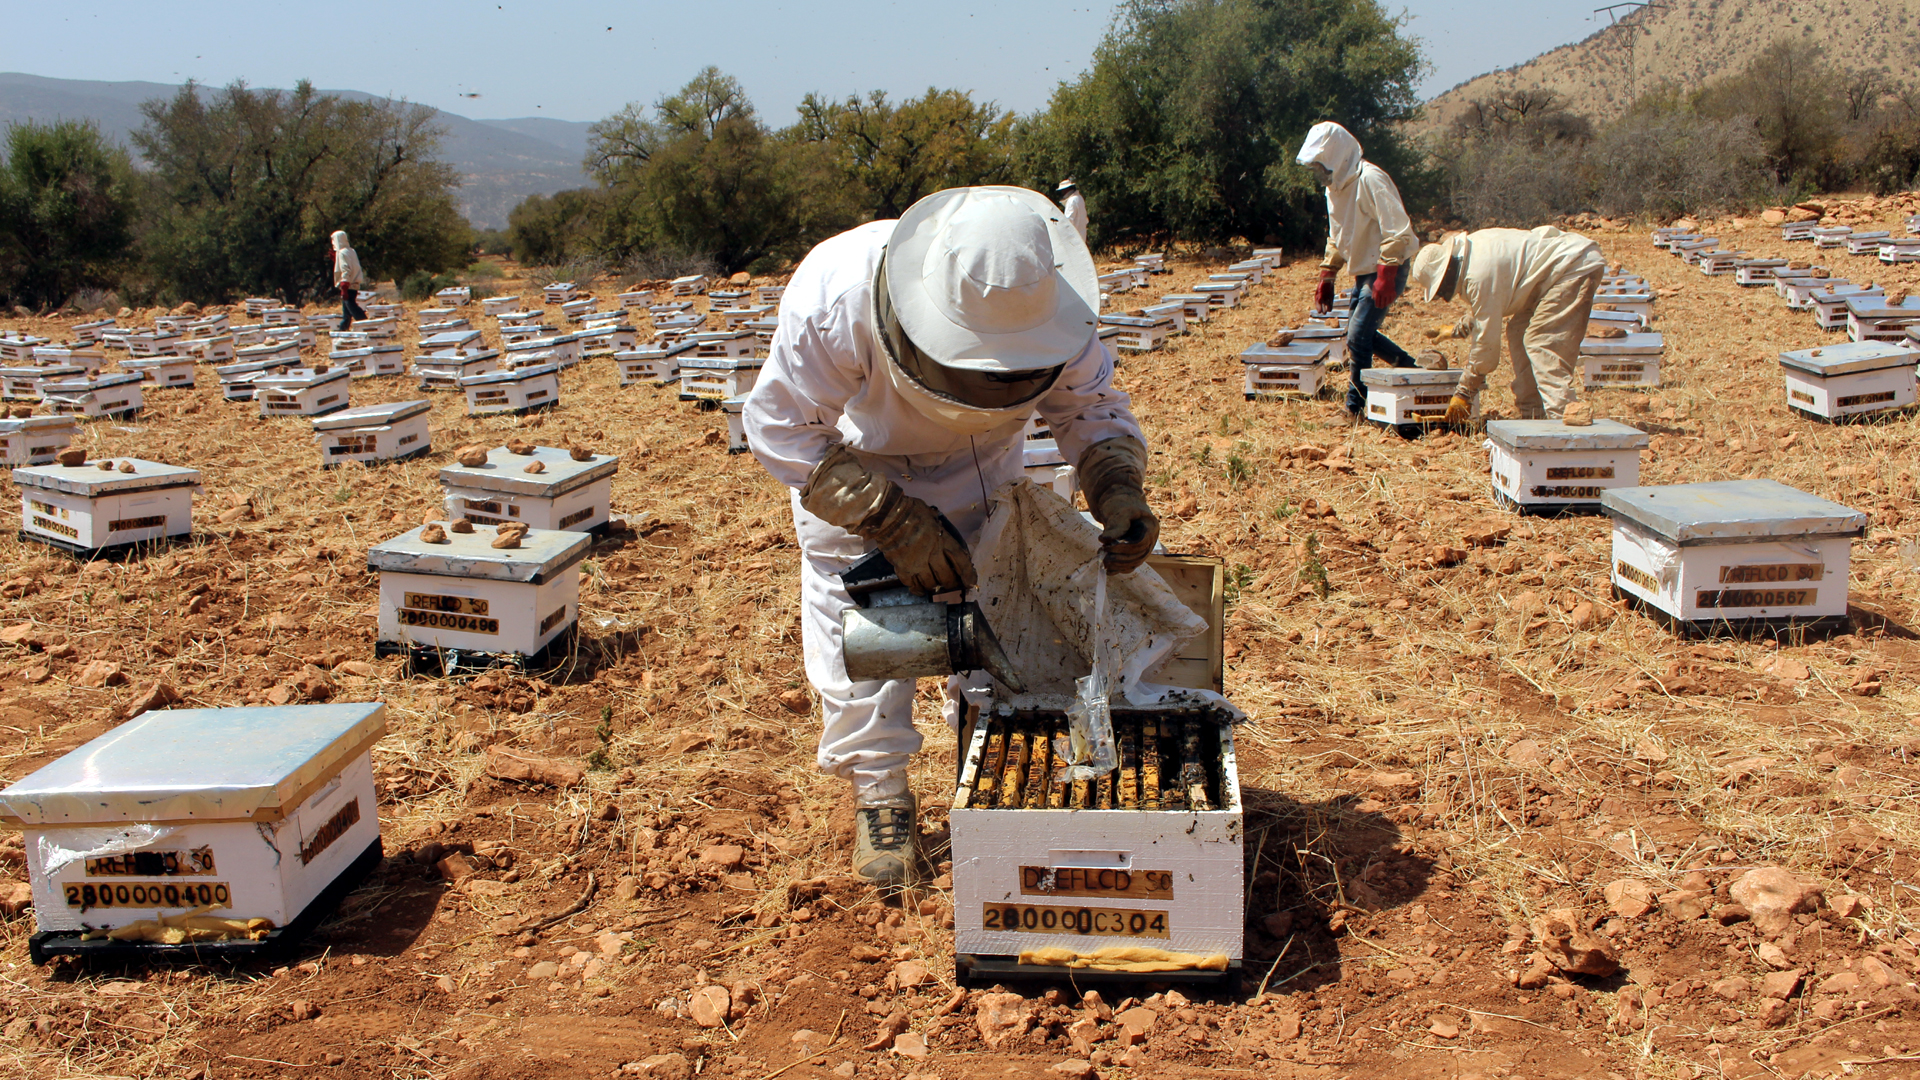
[1778, 341, 1920, 376]
[1601, 479, 1867, 545]
[312, 399, 431, 430]
[437, 444, 616, 497]
[368, 523, 592, 583]
[1486, 418, 1650, 451]
[0, 703, 387, 825]
[11, 458, 202, 495]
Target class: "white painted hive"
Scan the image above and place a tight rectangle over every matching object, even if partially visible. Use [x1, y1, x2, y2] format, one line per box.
[255, 366, 351, 418]
[1097, 314, 1172, 353]
[1734, 258, 1787, 286]
[1159, 295, 1212, 322]
[678, 355, 762, 401]
[180, 335, 236, 363]
[414, 350, 501, 392]
[42, 372, 144, 419]
[439, 444, 618, 534]
[14, 457, 200, 552]
[669, 275, 708, 296]
[1779, 341, 1920, 420]
[329, 344, 406, 378]
[615, 341, 693, 386]
[1020, 437, 1076, 499]
[120, 356, 197, 389]
[1813, 285, 1881, 329]
[370, 524, 589, 658]
[461, 363, 560, 415]
[0, 703, 387, 949]
[1, 365, 84, 401]
[71, 319, 115, 343]
[688, 331, 756, 359]
[1239, 341, 1330, 398]
[616, 290, 655, 310]
[722, 396, 749, 454]
[312, 398, 432, 466]
[1360, 367, 1473, 425]
[32, 345, 106, 372]
[1604, 479, 1865, 628]
[1485, 419, 1649, 510]
[1579, 331, 1664, 389]
[542, 283, 578, 304]
[1844, 232, 1891, 256]
[1844, 294, 1920, 342]
[0, 416, 80, 466]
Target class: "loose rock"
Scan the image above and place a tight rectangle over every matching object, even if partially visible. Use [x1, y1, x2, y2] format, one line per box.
[1729, 867, 1821, 938]
[1530, 910, 1618, 976]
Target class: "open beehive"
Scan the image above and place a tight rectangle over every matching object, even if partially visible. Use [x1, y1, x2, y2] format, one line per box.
[1603, 479, 1865, 637]
[1779, 341, 1920, 422]
[951, 554, 1241, 987]
[0, 415, 80, 466]
[255, 366, 350, 419]
[461, 362, 559, 416]
[312, 399, 432, 466]
[369, 523, 589, 670]
[1239, 340, 1330, 399]
[1486, 418, 1649, 514]
[438, 444, 618, 533]
[15, 457, 201, 556]
[1360, 367, 1473, 429]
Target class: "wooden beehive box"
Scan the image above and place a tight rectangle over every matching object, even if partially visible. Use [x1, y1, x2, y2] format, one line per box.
[678, 355, 762, 401]
[615, 341, 694, 386]
[434, 285, 472, 307]
[1650, 227, 1691, 249]
[669, 275, 708, 296]
[1592, 289, 1654, 319]
[243, 298, 276, 317]
[1019, 437, 1076, 500]
[576, 323, 638, 355]
[1239, 340, 1329, 399]
[1780, 222, 1817, 242]
[260, 307, 300, 328]
[120, 356, 198, 389]
[1813, 284, 1881, 329]
[1844, 294, 1920, 342]
[707, 289, 750, 310]
[1580, 331, 1664, 388]
[722, 396, 750, 454]
[180, 335, 236, 363]
[1486, 419, 1649, 513]
[369, 523, 590, 667]
[43, 372, 145, 420]
[15, 456, 200, 554]
[461, 363, 559, 416]
[1779, 341, 1920, 421]
[420, 329, 485, 357]
[265, 325, 316, 350]
[0, 415, 80, 466]
[350, 317, 398, 340]
[312, 399, 432, 467]
[687, 330, 756, 358]
[1139, 301, 1187, 336]
[720, 305, 774, 330]
[481, 295, 524, 318]
[1189, 281, 1242, 309]
[1360, 367, 1473, 428]
[1226, 260, 1267, 285]
[950, 554, 1240, 988]
[414, 350, 501, 392]
[329, 343, 406, 379]
[542, 282, 578, 304]
[559, 298, 594, 322]
[71, 319, 115, 343]
[743, 318, 779, 347]
[654, 313, 707, 338]
[32, 345, 106, 372]
[1880, 239, 1920, 264]
[255, 366, 351, 419]
[1097, 314, 1172, 353]
[125, 331, 183, 358]
[1604, 479, 1864, 636]
[1159, 295, 1212, 323]
[1096, 271, 1135, 297]
[214, 356, 294, 401]
[1844, 232, 1891, 256]
[1734, 258, 1787, 286]
[755, 285, 785, 306]
[1, 365, 83, 402]
[229, 325, 267, 347]
[499, 323, 558, 344]
[0, 702, 387, 964]
[505, 334, 583, 368]
[1778, 272, 1836, 309]
[1812, 226, 1852, 249]
[616, 289, 655, 310]
[1673, 239, 1718, 264]
[419, 318, 474, 336]
[236, 340, 302, 366]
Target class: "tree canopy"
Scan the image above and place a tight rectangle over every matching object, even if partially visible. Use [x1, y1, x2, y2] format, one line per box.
[0, 120, 136, 310]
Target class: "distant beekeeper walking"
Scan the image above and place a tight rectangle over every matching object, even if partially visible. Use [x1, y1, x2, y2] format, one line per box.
[1057, 179, 1087, 241]
[743, 186, 1158, 887]
[1296, 121, 1421, 422]
[331, 230, 367, 331]
[1407, 226, 1605, 422]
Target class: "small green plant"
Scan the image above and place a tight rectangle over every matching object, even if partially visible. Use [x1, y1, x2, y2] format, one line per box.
[585, 703, 615, 770]
[1225, 453, 1254, 489]
[1272, 503, 1297, 520]
[1215, 414, 1234, 437]
[330, 474, 354, 504]
[1190, 443, 1213, 466]
[1298, 533, 1329, 599]
[1224, 563, 1255, 605]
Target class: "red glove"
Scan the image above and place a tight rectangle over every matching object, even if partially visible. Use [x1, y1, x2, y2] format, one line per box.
[1313, 269, 1336, 312]
[1371, 264, 1400, 308]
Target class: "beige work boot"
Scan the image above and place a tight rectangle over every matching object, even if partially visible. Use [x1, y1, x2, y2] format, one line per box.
[852, 792, 918, 888]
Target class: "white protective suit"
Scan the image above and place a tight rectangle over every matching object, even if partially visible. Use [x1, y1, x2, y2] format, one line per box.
[1295, 122, 1418, 276]
[1062, 190, 1088, 241]
[743, 220, 1144, 799]
[1451, 227, 1605, 419]
[331, 230, 364, 288]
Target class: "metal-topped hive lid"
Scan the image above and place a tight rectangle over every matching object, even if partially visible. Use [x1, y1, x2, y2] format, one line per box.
[0, 703, 387, 826]
[1579, 332, 1664, 355]
[368, 523, 592, 583]
[1358, 367, 1463, 388]
[681, 355, 765, 372]
[216, 356, 293, 378]
[438, 444, 617, 498]
[0, 415, 80, 435]
[1601, 479, 1868, 545]
[1486, 418, 1650, 451]
[312, 399, 432, 431]
[1844, 294, 1920, 317]
[257, 366, 351, 390]
[461, 363, 558, 385]
[416, 349, 500, 367]
[1778, 340, 1920, 376]
[48, 371, 144, 392]
[1239, 341, 1331, 364]
[12, 458, 202, 496]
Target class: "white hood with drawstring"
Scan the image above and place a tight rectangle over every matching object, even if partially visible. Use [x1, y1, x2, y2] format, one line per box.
[1296, 121, 1418, 277]
[331, 230, 365, 288]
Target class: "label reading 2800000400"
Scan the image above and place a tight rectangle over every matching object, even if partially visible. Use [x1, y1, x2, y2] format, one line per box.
[982, 903, 1170, 939]
[64, 880, 231, 910]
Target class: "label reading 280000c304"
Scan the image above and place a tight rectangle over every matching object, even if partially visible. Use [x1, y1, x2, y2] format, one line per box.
[982, 903, 1170, 939]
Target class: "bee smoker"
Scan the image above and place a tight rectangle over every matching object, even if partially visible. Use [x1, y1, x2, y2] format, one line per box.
[839, 546, 1025, 692]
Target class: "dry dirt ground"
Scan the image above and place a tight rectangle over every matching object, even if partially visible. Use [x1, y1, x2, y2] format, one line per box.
[3, 197, 1920, 1080]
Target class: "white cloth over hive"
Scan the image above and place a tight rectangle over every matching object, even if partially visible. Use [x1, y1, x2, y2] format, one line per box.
[1297, 121, 1418, 276]
[743, 219, 1143, 799]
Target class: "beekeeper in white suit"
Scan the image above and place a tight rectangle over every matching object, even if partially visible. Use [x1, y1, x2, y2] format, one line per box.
[1057, 178, 1087, 241]
[743, 186, 1157, 887]
[1407, 226, 1605, 422]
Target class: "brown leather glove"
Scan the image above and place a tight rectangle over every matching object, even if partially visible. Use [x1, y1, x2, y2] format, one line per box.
[1443, 394, 1473, 425]
[800, 444, 976, 596]
[1077, 436, 1159, 573]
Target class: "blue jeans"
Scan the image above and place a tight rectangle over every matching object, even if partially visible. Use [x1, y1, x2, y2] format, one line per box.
[1344, 272, 1418, 414]
[339, 287, 367, 331]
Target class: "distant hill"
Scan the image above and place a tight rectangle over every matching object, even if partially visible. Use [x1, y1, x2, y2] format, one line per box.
[1421, 0, 1917, 132]
[0, 73, 595, 228]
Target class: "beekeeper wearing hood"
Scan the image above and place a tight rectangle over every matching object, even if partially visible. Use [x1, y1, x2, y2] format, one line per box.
[1408, 227, 1605, 422]
[1058, 178, 1087, 241]
[1296, 121, 1421, 420]
[331, 230, 367, 330]
[743, 186, 1156, 887]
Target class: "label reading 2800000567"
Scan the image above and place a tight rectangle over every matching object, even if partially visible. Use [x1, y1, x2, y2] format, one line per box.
[982, 903, 1170, 939]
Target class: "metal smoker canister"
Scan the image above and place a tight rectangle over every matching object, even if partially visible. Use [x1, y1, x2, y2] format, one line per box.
[839, 545, 1025, 691]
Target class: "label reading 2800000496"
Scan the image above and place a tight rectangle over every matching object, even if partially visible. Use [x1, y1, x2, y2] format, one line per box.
[399, 608, 499, 634]
[982, 903, 1170, 939]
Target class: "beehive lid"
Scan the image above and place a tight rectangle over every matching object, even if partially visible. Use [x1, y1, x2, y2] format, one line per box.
[1159, 293, 1206, 302]
[1849, 231, 1891, 240]
[0, 703, 387, 826]
[256, 366, 350, 390]
[461, 363, 557, 386]
[421, 330, 482, 348]
[0, 364, 81, 379]
[1141, 554, 1225, 694]
[688, 331, 752, 343]
[1601, 480, 1867, 544]
[418, 350, 499, 367]
[1588, 309, 1644, 326]
[506, 335, 562, 351]
[1240, 341, 1330, 365]
[1359, 367, 1462, 388]
[1779, 340, 1920, 376]
[1579, 332, 1664, 355]
[312, 398, 431, 430]
[1844, 295, 1920, 318]
[1814, 284, 1876, 297]
[12, 458, 203, 496]
[121, 356, 192, 369]
[79, 372, 146, 390]
[1774, 267, 1829, 279]
[1099, 314, 1168, 328]
[1738, 257, 1788, 267]
[368, 523, 592, 583]
[216, 357, 291, 378]
[439, 444, 617, 497]
[1486, 418, 1650, 451]
[682, 355, 765, 371]
[615, 341, 697, 360]
[0, 415, 79, 435]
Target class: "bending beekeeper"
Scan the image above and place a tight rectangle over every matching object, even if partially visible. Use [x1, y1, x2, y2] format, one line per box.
[331, 230, 368, 331]
[1296, 121, 1421, 421]
[1057, 179, 1088, 241]
[1407, 226, 1605, 422]
[743, 186, 1158, 887]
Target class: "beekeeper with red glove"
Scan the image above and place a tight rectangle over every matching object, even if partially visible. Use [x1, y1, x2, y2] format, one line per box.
[743, 186, 1156, 887]
[1296, 121, 1421, 422]
[1408, 227, 1604, 422]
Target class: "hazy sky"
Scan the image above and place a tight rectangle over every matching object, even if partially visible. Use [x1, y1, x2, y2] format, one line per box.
[10, 0, 1609, 122]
